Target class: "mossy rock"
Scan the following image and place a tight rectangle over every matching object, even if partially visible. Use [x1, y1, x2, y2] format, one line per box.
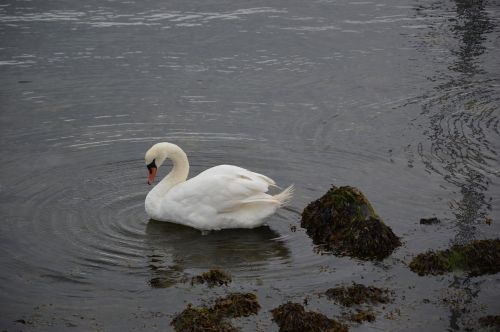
[409, 239, 500, 276]
[301, 186, 401, 260]
[325, 282, 391, 307]
[271, 302, 348, 332]
[170, 305, 237, 332]
[191, 269, 232, 287]
[212, 293, 260, 318]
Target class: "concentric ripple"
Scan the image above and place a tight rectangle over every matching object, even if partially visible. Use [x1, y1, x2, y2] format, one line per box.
[2, 0, 499, 330]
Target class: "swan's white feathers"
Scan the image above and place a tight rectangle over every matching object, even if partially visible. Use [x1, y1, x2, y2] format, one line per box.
[145, 143, 293, 230]
[165, 165, 276, 214]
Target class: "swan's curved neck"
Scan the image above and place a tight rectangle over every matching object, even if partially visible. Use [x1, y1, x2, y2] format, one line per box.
[151, 143, 190, 197]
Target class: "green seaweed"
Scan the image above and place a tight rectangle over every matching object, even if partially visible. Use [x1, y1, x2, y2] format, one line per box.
[325, 282, 391, 307]
[409, 239, 500, 276]
[271, 302, 348, 332]
[191, 269, 232, 287]
[301, 186, 400, 260]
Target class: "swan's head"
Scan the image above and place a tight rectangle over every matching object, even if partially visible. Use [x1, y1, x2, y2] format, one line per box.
[145, 143, 169, 185]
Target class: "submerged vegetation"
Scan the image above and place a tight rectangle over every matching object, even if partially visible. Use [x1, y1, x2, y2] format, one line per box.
[420, 217, 441, 225]
[478, 315, 500, 329]
[212, 293, 261, 318]
[301, 186, 400, 260]
[271, 302, 348, 332]
[191, 269, 232, 287]
[325, 282, 391, 307]
[171, 293, 260, 332]
[346, 310, 376, 323]
[171, 305, 237, 332]
[409, 239, 500, 276]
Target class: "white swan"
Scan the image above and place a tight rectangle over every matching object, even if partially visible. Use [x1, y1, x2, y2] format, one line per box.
[144, 142, 294, 231]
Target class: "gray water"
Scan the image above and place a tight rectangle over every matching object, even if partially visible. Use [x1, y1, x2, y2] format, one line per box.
[1, 0, 499, 331]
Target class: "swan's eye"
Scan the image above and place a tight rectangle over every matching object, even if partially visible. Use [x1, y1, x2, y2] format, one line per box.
[147, 159, 156, 170]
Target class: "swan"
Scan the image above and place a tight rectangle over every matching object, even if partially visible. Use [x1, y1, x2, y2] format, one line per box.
[144, 142, 294, 231]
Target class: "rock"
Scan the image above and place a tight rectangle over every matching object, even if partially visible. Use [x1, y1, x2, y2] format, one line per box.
[419, 217, 441, 225]
[271, 302, 348, 332]
[301, 186, 401, 260]
[409, 239, 500, 276]
[325, 283, 391, 307]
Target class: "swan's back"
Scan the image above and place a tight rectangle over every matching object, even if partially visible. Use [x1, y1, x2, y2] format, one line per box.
[157, 165, 290, 230]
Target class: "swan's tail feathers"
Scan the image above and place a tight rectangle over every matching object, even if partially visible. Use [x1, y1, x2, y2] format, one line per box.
[273, 184, 294, 207]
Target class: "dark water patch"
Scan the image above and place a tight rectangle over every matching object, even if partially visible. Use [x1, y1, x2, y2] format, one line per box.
[420, 217, 441, 224]
[407, 0, 500, 244]
[145, 221, 291, 287]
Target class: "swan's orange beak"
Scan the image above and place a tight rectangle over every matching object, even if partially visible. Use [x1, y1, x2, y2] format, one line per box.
[147, 166, 157, 185]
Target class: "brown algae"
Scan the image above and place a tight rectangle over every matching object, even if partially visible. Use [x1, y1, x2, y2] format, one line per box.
[479, 315, 500, 329]
[325, 282, 391, 307]
[171, 304, 237, 332]
[191, 269, 232, 287]
[409, 239, 500, 276]
[171, 293, 260, 332]
[419, 217, 441, 225]
[301, 186, 401, 260]
[212, 293, 260, 318]
[271, 302, 348, 332]
[347, 310, 376, 323]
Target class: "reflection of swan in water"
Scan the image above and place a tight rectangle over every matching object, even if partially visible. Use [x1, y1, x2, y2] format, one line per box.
[144, 219, 290, 287]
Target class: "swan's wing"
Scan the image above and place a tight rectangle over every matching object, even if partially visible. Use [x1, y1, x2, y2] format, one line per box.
[165, 165, 279, 214]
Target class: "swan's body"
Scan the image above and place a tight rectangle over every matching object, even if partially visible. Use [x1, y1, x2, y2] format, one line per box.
[144, 142, 293, 231]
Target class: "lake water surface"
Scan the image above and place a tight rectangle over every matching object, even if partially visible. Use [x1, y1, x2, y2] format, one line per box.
[1, 0, 499, 331]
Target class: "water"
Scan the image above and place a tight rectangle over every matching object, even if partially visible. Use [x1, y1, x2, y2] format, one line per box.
[1, 0, 499, 330]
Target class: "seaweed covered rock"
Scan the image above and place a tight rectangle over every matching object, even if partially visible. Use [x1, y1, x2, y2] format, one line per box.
[191, 269, 232, 287]
[301, 186, 401, 260]
[171, 293, 260, 332]
[213, 293, 260, 318]
[171, 305, 237, 332]
[325, 282, 391, 307]
[409, 239, 500, 276]
[271, 302, 348, 332]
